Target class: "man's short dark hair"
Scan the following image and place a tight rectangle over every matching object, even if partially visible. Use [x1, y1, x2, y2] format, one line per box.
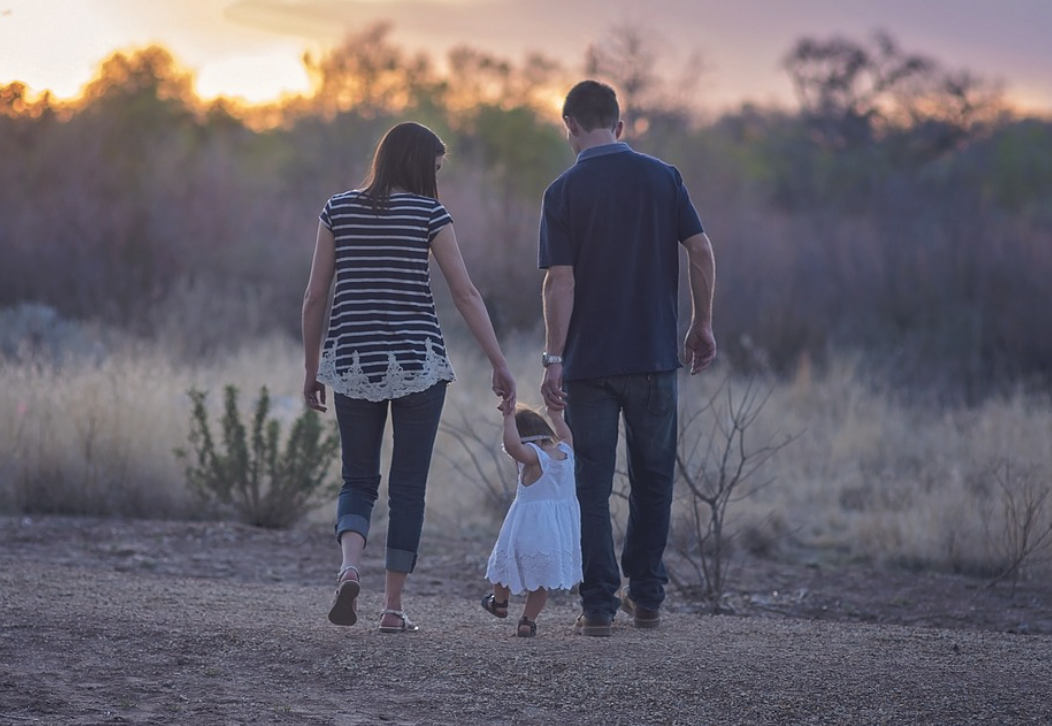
[562, 80, 620, 132]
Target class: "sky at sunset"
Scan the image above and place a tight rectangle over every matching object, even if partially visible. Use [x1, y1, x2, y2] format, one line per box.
[1, 0, 1050, 113]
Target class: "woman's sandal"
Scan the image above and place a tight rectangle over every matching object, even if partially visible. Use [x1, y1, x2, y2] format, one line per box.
[516, 616, 537, 638]
[481, 594, 509, 619]
[327, 565, 361, 626]
[378, 609, 420, 634]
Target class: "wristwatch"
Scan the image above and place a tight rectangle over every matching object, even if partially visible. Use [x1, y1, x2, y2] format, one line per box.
[541, 352, 563, 367]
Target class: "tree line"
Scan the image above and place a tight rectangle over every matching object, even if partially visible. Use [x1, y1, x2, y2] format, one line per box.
[2, 25, 1050, 401]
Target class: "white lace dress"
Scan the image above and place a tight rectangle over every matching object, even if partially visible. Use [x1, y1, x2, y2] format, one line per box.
[485, 442, 583, 594]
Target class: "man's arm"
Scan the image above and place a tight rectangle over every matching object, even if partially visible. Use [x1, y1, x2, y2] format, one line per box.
[541, 264, 574, 408]
[682, 232, 716, 373]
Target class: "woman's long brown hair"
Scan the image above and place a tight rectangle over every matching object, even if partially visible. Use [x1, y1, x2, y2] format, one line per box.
[361, 122, 446, 210]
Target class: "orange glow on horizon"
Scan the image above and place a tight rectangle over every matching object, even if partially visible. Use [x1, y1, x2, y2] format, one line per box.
[2, 0, 1051, 124]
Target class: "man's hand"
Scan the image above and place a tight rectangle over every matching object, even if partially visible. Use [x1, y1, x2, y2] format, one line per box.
[684, 325, 717, 374]
[540, 363, 566, 410]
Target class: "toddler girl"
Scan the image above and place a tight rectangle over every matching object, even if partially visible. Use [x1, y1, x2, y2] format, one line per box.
[481, 402, 582, 636]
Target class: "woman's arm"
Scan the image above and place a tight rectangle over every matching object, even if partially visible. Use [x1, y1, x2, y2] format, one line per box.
[431, 223, 515, 407]
[301, 222, 335, 412]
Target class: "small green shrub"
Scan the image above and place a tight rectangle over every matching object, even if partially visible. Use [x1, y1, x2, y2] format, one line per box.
[174, 385, 341, 528]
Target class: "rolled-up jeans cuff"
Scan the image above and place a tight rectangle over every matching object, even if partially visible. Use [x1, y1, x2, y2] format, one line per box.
[335, 513, 370, 545]
[385, 548, 417, 574]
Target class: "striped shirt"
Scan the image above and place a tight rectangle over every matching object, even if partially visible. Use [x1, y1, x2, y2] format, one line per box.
[316, 190, 456, 401]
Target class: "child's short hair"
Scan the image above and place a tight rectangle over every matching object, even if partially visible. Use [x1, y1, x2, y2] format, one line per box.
[514, 405, 557, 442]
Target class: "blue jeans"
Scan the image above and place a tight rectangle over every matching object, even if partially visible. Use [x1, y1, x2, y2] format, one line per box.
[565, 371, 677, 619]
[333, 382, 447, 573]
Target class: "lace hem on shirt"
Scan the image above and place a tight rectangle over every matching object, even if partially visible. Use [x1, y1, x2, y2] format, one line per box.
[316, 340, 456, 402]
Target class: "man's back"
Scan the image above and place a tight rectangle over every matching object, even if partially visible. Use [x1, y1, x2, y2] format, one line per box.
[539, 143, 704, 380]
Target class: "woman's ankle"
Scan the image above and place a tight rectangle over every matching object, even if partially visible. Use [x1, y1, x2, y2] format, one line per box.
[380, 608, 404, 624]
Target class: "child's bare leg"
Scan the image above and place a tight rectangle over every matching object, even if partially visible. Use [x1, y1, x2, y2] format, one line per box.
[522, 588, 548, 621]
[517, 588, 548, 636]
[482, 584, 510, 618]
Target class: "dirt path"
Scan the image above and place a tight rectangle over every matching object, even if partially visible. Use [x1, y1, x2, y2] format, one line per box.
[1, 516, 1050, 725]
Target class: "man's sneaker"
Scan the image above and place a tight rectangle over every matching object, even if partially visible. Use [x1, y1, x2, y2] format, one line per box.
[573, 613, 613, 637]
[619, 590, 661, 629]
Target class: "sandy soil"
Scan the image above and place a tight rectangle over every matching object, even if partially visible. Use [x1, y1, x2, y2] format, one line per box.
[1, 515, 1050, 726]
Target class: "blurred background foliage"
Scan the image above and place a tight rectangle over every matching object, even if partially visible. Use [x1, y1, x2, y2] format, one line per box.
[2, 24, 1050, 402]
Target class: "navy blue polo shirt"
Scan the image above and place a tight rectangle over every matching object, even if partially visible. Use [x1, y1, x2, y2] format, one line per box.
[538, 142, 704, 381]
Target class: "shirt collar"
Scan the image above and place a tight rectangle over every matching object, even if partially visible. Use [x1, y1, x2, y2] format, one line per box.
[576, 141, 631, 163]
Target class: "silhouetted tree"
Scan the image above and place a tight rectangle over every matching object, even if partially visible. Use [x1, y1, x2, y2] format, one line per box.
[302, 22, 443, 118]
[584, 23, 702, 139]
[784, 29, 1004, 158]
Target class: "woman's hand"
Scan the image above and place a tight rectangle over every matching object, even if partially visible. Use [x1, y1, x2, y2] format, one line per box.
[492, 362, 516, 411]
[303, 376, 327, 412]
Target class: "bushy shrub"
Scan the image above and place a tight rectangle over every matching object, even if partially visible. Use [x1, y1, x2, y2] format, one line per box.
[175, 385, 341, 528]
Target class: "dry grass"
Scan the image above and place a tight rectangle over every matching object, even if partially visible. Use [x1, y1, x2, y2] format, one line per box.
[0, 334, 305, 518]
[2, 313, 1050, 579]
[720, 356, 1052, 578]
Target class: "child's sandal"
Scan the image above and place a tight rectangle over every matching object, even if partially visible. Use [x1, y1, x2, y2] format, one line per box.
[516, 616, 537, 638]
[481, 594, 509, 619]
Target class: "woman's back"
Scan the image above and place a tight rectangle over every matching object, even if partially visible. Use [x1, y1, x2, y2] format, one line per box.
[317, 191, 456, 402]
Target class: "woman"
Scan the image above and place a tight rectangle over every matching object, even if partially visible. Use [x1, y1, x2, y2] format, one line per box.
[302, 122, 515, 633]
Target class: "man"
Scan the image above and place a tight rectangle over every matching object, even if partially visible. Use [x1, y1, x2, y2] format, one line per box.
[538, 80, 716, 636]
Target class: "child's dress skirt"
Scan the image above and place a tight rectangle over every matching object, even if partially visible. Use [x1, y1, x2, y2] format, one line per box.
[485, 442, 583, 595]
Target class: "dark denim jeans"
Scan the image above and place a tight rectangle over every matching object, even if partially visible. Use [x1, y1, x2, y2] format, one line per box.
[565, 371, 677, 619]
[333, 382, 447, 574]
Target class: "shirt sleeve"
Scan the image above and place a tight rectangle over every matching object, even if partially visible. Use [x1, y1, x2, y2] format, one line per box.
[428, 201, 453, 240]
[673, 167, 705, 240]
[538, 182, 574, 269]
[319, 197, 335, 231]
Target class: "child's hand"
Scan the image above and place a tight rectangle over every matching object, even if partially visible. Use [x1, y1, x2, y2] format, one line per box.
[545, 405, 563, 419]
[499, 399, 515, 417]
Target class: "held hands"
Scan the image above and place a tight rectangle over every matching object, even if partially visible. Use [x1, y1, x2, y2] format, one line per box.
[684, 324, 717, 374]
[540, 363, 566, 411]
[492, 363, 516, 411]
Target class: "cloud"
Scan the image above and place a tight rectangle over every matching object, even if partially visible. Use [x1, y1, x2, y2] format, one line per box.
[221, 0, 598, 60]
[221, 0, 1052, 111]
[223, 0, 346, 42]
